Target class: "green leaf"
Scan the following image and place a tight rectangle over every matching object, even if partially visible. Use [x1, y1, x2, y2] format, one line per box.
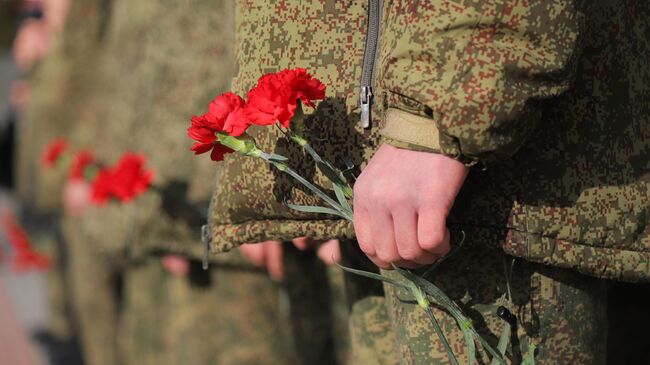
[491, 322, 511, 365]
[264, 153, 288, 162]
[334, 263, 410, 290]
[465, 327, 477, 365]
[332, 182, 353, 216]
[285, 203, 347, 219]
[425, 306, 460, 365]
[316, 160, 347, 185]
[522, 342, 536, 365]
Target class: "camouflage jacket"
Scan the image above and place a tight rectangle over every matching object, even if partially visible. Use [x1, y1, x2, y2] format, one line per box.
[209, 0, 649, 281]
[68, 0, 236, 261]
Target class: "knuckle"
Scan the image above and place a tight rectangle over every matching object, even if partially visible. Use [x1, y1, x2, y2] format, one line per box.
[357, 239, 375, 255]
[419, 230, 446, 250]
[366, 183, 386, 200]
[384, 191, 407, 207]
[375, 248, 397, 264]
[397, 245, 421, 261]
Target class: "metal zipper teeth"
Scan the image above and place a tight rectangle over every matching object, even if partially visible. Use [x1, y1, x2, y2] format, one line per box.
[359, 0, 382, 129]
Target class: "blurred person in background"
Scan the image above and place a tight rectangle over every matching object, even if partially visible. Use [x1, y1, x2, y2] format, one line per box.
[13, 0, 342, 364]
[2, 1, 76, 365]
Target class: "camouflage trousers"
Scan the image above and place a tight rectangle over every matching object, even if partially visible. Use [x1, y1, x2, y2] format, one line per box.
[60, 225, 607, 365]
[118, 253, 298, 365]
[344, 231, 608, 365]
[61, 216, 300, 365]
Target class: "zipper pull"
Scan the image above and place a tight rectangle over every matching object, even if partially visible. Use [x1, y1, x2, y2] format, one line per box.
[360, 86, 373, 129]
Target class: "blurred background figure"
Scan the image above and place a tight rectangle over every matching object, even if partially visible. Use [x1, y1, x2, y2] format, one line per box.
[5, 0, 323, 364]
[1, 1, 76, 365]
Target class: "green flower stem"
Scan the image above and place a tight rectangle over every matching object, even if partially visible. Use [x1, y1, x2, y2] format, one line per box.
[411, 284, 460, 365]
[267, 159, 352, 220]
[217, 132, 352, 219]
[285, 129, 354, 198]
[425, 306, 460, 365]
[522, 342, 537, 365]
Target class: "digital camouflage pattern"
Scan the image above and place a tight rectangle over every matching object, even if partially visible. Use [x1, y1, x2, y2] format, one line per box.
[351, 232, 608, 365]
[209, 0, 371, 251]
[209, 0, 649, 282]
[118, 251, 298, 365]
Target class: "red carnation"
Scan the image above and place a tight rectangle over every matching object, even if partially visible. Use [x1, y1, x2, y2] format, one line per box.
[42, 138, 68, 167]
[245, 68, 325, 128]
[109, 153, 155, 202]
[245, 72, 295, 127]
[208, 92, 249, 135]
[68, 150, 95, 180]
[1, 213, 50, 272]
[13, 249, 51, 272]
[90, 168, 113, 205]
[285, 68, 326, 108]
[188, 92, 247, 161]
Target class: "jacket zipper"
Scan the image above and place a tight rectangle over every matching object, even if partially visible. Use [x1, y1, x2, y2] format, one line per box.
[359, 0, 382, 129]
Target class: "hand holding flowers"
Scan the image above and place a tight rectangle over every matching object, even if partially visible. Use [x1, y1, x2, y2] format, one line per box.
[187, 67, 517, 364]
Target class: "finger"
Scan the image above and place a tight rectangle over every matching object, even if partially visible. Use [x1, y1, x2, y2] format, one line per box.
[417, 209, 451, 256]
[353, 206, 375, 256]
[239, 243, 266, 266]
[264, 242, 284, 281]
[291, 236, 310, 250]
[370, 209, 399, 264]
[317, 239, 341, 265]
[365, 252, 392, 270]
[161, 255, 189, 276]
[393, 209, 438, 265]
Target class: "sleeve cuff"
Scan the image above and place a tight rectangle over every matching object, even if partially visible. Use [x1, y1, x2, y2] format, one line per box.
[380, 108, 442, 151]
[380, 108, 479, 167]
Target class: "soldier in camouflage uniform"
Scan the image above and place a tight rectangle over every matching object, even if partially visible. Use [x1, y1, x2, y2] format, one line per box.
[18, 0, 305, 364]
[12, 0, 90, 360]
[206, 1, 649, 364]
[62, 0, 306, 364]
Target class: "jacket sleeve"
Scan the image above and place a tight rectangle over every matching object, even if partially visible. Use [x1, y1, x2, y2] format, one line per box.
[378, 0, 586, 167]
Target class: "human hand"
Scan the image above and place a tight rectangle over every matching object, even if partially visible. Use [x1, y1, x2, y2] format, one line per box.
[353, 144, 468, 269]
[161, 254, 190, 276]
[63, 179, 91, 216]
[239, 238, 341, 280]
[12, 19, 51, 72]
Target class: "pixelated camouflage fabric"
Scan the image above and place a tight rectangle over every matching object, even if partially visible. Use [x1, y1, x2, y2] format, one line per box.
[209, 0, 377, 252]
[209, 0, 649, 282]
[382, 242, 608, 364]
[118, 252, 299, 365]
